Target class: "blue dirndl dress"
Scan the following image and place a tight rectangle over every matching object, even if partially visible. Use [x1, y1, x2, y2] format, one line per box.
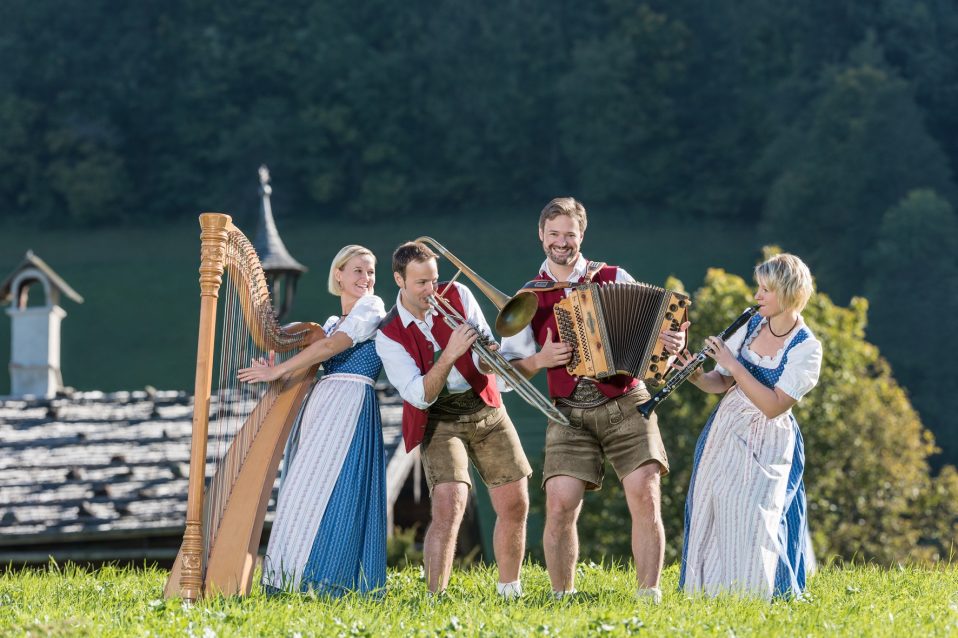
[680, 314, 815, 599]
[262, 309, 387, 596]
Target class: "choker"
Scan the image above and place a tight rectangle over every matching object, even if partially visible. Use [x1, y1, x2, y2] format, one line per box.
[767, 316, 799, 338]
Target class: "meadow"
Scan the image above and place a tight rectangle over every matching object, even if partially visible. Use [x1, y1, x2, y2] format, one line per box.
[1, 561, 955, 637]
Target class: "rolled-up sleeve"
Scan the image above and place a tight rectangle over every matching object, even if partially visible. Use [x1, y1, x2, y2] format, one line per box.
[500, 325, 537, 362]
[616, 268, 636, 283]
[375, 330, 433, 409]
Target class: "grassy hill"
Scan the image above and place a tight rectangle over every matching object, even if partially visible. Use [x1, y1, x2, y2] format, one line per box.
[1, 562, 955, 636]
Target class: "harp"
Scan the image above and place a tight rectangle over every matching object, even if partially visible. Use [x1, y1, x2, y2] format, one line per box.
[164, 213, 322, 602]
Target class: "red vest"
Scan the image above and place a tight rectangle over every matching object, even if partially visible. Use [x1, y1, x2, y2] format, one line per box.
[529, 265, 639, 399]
[379, 283, 502, 452]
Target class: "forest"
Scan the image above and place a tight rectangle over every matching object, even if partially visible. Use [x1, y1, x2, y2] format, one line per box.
[2, 0, 956, 469]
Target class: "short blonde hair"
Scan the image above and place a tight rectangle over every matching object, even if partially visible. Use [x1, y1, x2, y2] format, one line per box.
[539, 197, 588, 233]
[328, 245, 376, 296]
[754, 253, 814, 313]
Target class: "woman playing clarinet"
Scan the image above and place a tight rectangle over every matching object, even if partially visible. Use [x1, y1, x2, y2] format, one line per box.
[677, 253, 822, 600]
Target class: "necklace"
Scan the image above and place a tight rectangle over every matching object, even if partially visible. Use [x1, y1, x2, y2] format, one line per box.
[767, 316, 799, 338]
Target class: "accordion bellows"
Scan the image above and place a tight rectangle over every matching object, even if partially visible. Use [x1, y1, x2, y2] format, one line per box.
[554, 282, 690, 385]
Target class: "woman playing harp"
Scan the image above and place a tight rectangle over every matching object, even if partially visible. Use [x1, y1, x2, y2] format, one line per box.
[165, 213, 331, 602]
[238, 245, 387, 596]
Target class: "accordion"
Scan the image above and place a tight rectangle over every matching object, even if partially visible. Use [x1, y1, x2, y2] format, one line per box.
[554, 282, 690, 385]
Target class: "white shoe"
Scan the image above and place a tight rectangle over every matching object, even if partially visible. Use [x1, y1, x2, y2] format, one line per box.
[636, 587, 662, 604]
[551, 588, 577, 600]
[497, 581, 522, 600]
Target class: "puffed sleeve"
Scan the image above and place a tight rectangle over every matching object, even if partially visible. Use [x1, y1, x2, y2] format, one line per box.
[776, 336, 823, 400]
[336, 295, 387, 344]
[713, 322, 749, 377]
[321, 315, 340, 334]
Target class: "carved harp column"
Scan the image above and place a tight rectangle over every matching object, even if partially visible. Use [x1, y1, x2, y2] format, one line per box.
[165, 213, 321, 602]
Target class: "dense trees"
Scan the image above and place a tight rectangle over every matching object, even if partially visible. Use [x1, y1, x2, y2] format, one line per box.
[761, 37, 956, 304]
[2, 3, 955, 463]
[6, 1, 954, 228]
[865, 190, 958, 464]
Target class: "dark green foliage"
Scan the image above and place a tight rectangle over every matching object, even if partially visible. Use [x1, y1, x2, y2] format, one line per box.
[5, 0, 956, 229]
[865, 190, 958, 466]
[578, 264, 958, 565]
[556, 5, 689, 208]
[761, 36, 957, 304]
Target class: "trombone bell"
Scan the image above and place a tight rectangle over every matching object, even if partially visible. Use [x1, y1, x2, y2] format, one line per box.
[416, 236, 537, 337]
[495, 291, 538, 337]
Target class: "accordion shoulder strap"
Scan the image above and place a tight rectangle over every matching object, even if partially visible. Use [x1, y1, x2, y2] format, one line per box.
[519, 262, 610, 294]
[584, 261, 607, 282]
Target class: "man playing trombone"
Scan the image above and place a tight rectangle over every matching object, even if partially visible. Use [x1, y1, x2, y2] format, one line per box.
[375, 240, 532, 599]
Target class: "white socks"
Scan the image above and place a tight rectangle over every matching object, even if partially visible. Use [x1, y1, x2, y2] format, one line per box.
[636, 586, 662, 604]
[551, 588, 577, 600]
[497, 580, 523, 600]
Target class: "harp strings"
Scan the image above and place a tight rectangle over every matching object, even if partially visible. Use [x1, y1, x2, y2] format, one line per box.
[202, 233, 293, 563]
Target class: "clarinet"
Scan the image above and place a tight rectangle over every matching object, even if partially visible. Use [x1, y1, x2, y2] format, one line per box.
[637, 305, 759, 418]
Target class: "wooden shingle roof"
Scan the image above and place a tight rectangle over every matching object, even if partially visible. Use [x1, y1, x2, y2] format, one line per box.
[0, 385, 406, 563]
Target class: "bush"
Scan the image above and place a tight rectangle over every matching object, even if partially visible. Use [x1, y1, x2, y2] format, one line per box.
[577, 257, 958, 565]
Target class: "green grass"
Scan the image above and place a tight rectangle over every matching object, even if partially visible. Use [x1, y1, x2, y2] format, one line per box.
[1, 562, 955, 637]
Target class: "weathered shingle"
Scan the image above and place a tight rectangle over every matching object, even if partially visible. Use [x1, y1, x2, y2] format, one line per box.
[0, 385, 406, 562]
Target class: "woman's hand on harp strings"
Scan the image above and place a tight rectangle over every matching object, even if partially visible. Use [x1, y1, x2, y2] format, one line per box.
[237, 351, 284, 384]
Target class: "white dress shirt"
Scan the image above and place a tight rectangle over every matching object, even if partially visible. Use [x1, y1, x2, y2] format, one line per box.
[375, 282, 496, 409]
[499, 255, 634, 361]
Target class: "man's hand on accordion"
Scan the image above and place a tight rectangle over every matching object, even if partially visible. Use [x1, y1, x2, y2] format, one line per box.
[534, 327, 573, 370]
[661, 320, 691, 356]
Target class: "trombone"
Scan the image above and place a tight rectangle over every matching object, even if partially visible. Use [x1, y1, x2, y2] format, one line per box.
[416, 236, 537, 338]
[416, 236, 570, 427]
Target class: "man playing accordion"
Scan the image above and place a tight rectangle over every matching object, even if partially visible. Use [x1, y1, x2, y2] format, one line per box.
[501, 197, 689, 604]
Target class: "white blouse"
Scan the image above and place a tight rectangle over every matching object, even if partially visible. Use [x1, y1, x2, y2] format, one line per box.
[714, 316, 823, 401]
[323, 294, 386, 344]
